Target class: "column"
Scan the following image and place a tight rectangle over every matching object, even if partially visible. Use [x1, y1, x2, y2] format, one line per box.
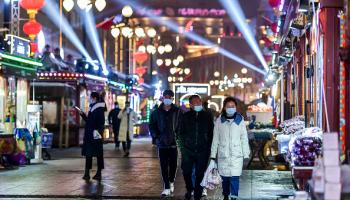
[320, 0, 343, 132]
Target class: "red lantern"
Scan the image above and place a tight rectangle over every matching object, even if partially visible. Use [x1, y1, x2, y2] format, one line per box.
[135, 66, 147, 77]
[271, 23, 278, 33]
[138, 78, 144, 84]
[30, 42, 38, 53]
[23, 20, 42, 41]
[20, 0, 45, 19]
[133, 52, 148, 65]
[268, 0, 280, 8]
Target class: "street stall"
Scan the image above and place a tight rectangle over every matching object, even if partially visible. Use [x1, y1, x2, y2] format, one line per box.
[0, 35, 43, 167]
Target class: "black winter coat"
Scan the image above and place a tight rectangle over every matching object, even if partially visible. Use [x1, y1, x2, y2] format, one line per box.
[108, 107, 121, 130]
[81, 102, 105, 157]
[149, 104, 182, 148]
[178, 109, 214, 155]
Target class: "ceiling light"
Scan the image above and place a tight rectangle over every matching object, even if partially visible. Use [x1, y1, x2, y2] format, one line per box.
[95, 0, 106, 12]
[177, 55, 184, 62]
[165, 59, 172, 66]
[63, 0, 74, 12]
[111, 27, 120, 38]
[156, 59, 163, 66]
[158, 45, 165, 54]
[147, 28, 157, 38]
[164, 44, 172, 53]
[184, 68, 190, 75]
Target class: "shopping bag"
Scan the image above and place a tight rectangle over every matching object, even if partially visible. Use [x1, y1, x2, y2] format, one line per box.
[201, 161, 222, 190]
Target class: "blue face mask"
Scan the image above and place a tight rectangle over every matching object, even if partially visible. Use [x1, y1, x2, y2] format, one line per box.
[194, 105, 203, 112]
[226, 107, 236, 116]
[163, 98, 172, 106]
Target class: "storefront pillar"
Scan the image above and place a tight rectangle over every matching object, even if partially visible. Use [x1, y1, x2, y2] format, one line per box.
[320, 0, 343, 132]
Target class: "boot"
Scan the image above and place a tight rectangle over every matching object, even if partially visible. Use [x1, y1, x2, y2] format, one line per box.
[223, 195, 229, 200]
[82, 169, 90, 180]
[123, 150, 130, 157]
[93, 169, 102, 181]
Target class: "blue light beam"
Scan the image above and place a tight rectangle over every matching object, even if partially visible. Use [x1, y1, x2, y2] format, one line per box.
[113, 0, 266, 75]
[219, 0, 269, 71]
[83, 11, 109, 75]
[42, 1, 92, 61]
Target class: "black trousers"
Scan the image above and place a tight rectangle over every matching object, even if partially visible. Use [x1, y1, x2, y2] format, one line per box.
[159, 147, 178, 189]
[85, 155, 104, 170]
[113, 127, 120, 148]
[122, 132, 131, 152]
[182, 152, 209, 199]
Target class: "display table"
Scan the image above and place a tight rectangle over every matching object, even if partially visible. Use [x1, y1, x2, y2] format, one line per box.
[291, 166, 314, 191]
[247, 129, 274, 168]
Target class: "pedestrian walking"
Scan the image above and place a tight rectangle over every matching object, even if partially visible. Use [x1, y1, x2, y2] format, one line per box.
[79, 92, 105, 181]
[178, 95, 214, 200]
[108, 101, 121, 149]
[118, 101, 137, 157]
[149, 89, 182, 197]
[210, 97, 250, 200]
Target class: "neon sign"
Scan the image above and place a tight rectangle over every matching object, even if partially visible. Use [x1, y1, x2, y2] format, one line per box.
[136, 7, 226, 17]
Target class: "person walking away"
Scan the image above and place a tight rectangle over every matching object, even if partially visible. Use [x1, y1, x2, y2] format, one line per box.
[149, 89, 182, 197]
[210, 97, 250, 200]
[108, 102, 121, 149]
[118, 102, 137, 157]
[79, 92, 105, 181]
[178, 95, 214, 200]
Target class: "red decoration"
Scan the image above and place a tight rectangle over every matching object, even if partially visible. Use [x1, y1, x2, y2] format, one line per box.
[135, 66, 147, 77]
[271, 23, 278, 33]
[138, 78, 144, 84]
[20, 0, 45, 11]
[30, 42, 38, 53]
[23, 20, 42, 40]
[133, 52, 148, 64]
[268, 0, 280, 8]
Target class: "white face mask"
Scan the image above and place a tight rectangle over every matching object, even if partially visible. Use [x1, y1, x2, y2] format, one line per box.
[163, 98, 172, 106]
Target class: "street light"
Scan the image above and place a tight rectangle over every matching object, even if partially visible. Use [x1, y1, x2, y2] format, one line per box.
[156, 59, 163, 66]
[122, 5, 133, 18]
[158, 45, 165, 54]
[177, 55, 184, 62]
[241, 68, 248, 74]
[173, 59, 179, 67]
[147, 28, 157, 38]
[111, 27, 120, 38]
[64, 0, 106, 12]
[214, 71, 220, 77]
[165, 59, 172, 66]
[164, 44, 172, 53]
[184, 68, 190, 75]
[135, 27, 146, 38]
[138, 45, 146, 53]
[121, 26, 133, 38]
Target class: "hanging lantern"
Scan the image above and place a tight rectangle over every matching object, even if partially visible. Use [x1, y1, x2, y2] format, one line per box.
[135, 66, 147, 77]
[23, 20, 42, 41]
[268, 0, 280, 8]
[133, 52, 148, 65]
[20, 0, 46, 19]
[30, 42, 38, 53]
[271, 23, 278, 33]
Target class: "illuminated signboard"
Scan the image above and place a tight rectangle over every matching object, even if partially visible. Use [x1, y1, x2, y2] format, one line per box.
[137, 7, 226, 17]
[173, 83, 211, 105]
[5, 34, 31, 58]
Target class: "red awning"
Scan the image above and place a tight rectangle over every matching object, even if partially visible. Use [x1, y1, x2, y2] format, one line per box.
[96, 16, 115, 30]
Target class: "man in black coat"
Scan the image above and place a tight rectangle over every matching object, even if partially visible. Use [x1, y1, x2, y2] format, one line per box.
[108, 101, 121, 149]
[149, 89, 182, 197]
[178, 95, 214, 200]
[79, 92, 105, 181]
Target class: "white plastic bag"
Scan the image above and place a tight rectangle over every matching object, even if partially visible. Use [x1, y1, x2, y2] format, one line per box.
[201, 161, 222, 190]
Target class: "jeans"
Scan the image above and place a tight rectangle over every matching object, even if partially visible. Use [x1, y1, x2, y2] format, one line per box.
[221, 176, 240, 197]
[159, 147, 178, 189]
[85, 155, 104, 170]
[182, 152, 209, 199]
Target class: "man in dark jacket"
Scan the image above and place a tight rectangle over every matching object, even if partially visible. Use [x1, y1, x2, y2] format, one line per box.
[178, 94, 214, 200]
[108, 102, 121, 149]
[79, 92, 105, 181]
[149, 89, 182, 197]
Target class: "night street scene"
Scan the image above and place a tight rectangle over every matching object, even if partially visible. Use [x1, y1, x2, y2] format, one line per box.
[0, 0, 350, 200]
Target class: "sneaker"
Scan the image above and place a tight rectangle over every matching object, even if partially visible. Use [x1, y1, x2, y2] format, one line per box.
[92, 172, 101, 181]
[123, 152, 129, 157]
[170, 182, 175, 193]
[161, 189, 171, 197]
[202, 188, 207, 197]
[184, 192, 192, 200]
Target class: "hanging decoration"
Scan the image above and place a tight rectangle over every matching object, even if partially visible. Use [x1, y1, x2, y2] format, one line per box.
[268, 0, 281, 8]
[133, 52, 148, 65]
[20, 0, 45, 19]
[23, 20, 42, 41]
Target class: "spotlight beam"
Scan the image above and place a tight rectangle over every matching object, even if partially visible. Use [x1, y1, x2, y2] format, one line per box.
[42, 1, 92, 61]
[219, 0, 269, 71]
[83, 11, 108, 74]
[112, 0, 266, 75]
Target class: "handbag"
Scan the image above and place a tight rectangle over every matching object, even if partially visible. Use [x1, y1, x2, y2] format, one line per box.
[201, 161, 222, 190]
[93, 130, 102, 139]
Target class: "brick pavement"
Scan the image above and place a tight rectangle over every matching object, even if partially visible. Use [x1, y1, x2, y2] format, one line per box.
[0, 138, 294, 199]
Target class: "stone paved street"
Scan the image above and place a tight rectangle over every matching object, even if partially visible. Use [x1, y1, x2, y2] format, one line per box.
[0, 138, 294, 199]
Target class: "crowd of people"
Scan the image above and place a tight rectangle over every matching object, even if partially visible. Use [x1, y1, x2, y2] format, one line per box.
[79, 89, 250, 200]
